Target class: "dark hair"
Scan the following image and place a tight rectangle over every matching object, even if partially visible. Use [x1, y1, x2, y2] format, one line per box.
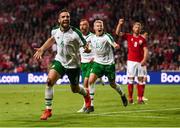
[58, 8, 70, 15]
[80, 19, 89, 23]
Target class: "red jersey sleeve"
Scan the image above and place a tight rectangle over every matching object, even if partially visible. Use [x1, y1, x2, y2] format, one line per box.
[141, 37, 147, 48]
[122, 33, 130, 40]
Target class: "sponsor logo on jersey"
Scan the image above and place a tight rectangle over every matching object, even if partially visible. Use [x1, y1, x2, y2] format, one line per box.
[51, 65, 55, 68]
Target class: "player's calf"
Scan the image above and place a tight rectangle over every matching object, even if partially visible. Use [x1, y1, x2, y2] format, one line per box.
[84, 89, 91, 108]
[121, 94, 128, 107]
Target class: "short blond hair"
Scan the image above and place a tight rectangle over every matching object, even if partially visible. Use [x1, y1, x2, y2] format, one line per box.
[94, 20, 104, 27]
[133, 22, 142, 28]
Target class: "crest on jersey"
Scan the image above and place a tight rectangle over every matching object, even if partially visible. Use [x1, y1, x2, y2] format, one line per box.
[131, 38, 133, 41]
[139, 40, 143, 44]
[51, 65, 55, 68]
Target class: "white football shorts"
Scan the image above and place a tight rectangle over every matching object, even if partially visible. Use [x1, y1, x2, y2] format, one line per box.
[127, 60, 145, 77]
[141, 65, 147, 77]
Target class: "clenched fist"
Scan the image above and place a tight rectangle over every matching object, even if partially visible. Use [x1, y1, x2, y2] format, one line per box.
[118, 19, 124, 25]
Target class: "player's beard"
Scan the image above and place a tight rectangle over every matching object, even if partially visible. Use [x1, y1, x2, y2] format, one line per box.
[61, 21, 70, 31]
[81, 28, 88, 35]
[133, 29, 140, 35]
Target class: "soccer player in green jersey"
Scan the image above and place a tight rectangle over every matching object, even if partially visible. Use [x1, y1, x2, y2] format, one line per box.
[78, 19, 94, 112]
[34, 9, 91, 120]
[85, 20, 128, 113]
[78, 19, 106, 112]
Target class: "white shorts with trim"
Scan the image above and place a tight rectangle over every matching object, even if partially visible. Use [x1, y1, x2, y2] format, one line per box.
[127, 60, 145, 77]
[142, 65, 147, 77]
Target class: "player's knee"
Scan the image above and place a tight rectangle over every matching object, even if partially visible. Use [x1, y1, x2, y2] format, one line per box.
[138, 77, 144, 85]
[110, 85, 116, 89]
[138, 81, 144, 85]
[143, 79, 146, 84]
[128, 79, 134, 84]
[71, 89, 78, 93]
[89, 80, 94, 86]
[143, 77, 147, 84]
[138, 79, 144, 85]
[109, 82, 116, 88]
[71, 86, 79, 93]
[89, 75, 97, 85]
[47, 78, 54, 87]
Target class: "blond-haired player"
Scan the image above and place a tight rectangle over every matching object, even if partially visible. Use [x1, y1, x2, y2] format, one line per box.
[78, 19, 106, 112]
[85, 20, 128, 113]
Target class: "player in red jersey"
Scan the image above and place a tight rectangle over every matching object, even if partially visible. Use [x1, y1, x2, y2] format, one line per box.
[115, 19, 148, 104]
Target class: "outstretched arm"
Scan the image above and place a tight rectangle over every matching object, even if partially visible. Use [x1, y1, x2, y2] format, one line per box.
[108, 40, 120, 49]
[112, 42, 120, 49]
[115, 18, 125, 36]
[33, 36, 55, 60]
[106, 33, 120, 49]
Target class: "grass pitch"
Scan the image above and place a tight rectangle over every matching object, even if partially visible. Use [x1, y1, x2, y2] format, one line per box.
[0, 84, 180, 127]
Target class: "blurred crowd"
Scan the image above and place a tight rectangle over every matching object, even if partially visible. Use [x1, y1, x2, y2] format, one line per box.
[0, 0, 179, 73]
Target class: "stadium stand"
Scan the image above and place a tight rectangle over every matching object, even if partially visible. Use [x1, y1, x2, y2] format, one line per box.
[0, 0, 179, 73]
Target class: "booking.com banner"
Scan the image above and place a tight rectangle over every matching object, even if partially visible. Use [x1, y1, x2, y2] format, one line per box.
[0, 72, 179, 85]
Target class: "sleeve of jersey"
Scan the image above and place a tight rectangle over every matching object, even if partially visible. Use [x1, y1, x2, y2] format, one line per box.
[143, 39, 147, 48]
[86, 36, 92, 49]
[51, 29, 57, 37]
[106, 33, 115, 47]
[72, 27, 87, 46]
[51, 26, 60, 37]
[86, 35, 92, 43]
[122, 33, 128, 40]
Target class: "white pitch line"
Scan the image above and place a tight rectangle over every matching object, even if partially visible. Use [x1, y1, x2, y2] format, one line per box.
[95, 114, 169, 119]
[90, 107, 180, 117]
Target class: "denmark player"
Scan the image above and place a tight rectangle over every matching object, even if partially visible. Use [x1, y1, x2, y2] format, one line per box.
[115, 19, 148, 104]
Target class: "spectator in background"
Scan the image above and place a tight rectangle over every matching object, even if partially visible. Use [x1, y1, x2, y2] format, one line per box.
[0, 0, 179, 73]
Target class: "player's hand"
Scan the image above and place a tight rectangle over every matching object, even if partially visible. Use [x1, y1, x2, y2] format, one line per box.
[83, 43, 91, 53]
[140, 60, 146, 66]
[33, 48, 44, 60]
[118, 19, 124, 25]
[90, 58, 94, 63]
[114, 43, 120, 49]
[84, 47, 91, 53]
